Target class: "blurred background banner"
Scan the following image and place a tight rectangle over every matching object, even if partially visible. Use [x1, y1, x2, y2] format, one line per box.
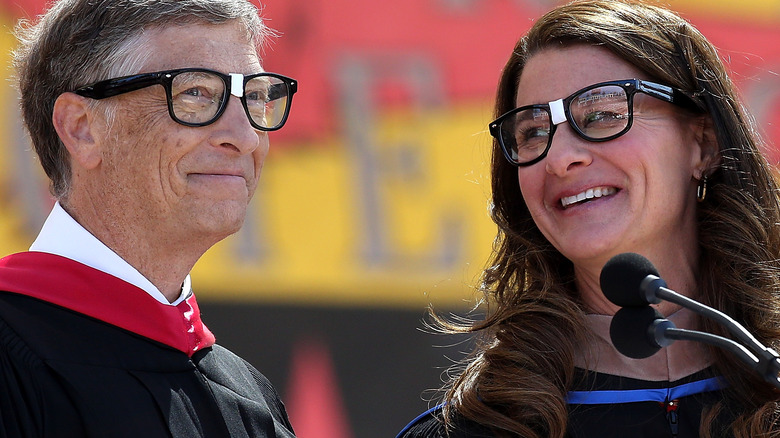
[0, 0, 778, 436]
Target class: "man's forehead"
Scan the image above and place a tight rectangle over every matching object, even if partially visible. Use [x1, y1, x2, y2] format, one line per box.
[137, 22, 262, 73]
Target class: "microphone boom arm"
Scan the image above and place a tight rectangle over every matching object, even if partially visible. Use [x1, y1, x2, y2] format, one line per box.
[644, 276, 780, 389]
[663, 327, 780, 390]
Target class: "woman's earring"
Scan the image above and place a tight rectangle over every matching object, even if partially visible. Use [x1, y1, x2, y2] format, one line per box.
[697, 175, 708, 203]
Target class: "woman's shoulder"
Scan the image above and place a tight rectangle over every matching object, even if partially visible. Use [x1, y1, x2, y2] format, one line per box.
[397, 404, 495, 438]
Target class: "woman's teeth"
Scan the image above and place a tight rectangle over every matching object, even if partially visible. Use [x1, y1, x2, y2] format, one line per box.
[561, 187, 617, 208]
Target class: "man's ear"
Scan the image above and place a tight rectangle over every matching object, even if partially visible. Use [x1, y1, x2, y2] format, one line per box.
[52, 92, 102, 170]
[692, 114, 720, 179]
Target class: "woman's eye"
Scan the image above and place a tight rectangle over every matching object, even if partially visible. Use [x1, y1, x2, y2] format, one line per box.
[519, 126, 549, 142]
[583, 111, 626, 126]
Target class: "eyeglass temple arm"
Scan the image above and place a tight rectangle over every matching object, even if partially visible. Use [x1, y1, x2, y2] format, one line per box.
[639, 80, 703, 112]
[74, 74, 164, 99]
[265, 80, 298, 102]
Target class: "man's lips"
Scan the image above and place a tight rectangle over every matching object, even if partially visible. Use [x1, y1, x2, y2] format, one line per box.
[189, 171, 246, 179]
[560, 186, 618, 209]
[187, 172, 251, 192]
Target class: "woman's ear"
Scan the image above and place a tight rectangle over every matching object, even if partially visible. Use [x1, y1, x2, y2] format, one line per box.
[692, 114, 720, 179]
[52, 92, 102, 170]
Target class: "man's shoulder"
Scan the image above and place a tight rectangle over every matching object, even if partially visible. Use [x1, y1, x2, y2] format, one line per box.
[0, 293, 295, 437]
[195, 342, 279, 393]
[0, 290, 85, 346]
[195, 343, 286, 404]
[0, 291, 155, 361]
[194, 343, 295, 433]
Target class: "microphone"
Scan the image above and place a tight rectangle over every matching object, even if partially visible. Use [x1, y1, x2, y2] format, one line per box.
[601, 253, 780, 389]
[609, 306, 673, 359]
[601, 253, 773, 355]
[610, 306, 763, 370]
[600, 252, 664, 307]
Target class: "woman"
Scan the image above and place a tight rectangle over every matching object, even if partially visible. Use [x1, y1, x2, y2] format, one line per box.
[398, 1, 780, 437]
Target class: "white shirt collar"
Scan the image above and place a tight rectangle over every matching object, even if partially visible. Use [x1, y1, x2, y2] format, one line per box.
[29, 202, 191, 306]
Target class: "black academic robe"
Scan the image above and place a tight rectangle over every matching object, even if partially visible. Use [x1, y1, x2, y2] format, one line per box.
[397, 369, 731, 438]
[0, 251, 296, 438]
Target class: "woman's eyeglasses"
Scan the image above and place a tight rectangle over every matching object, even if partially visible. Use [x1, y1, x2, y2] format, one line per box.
[74, 68, 297, 131]
[489, 79, 702, 166]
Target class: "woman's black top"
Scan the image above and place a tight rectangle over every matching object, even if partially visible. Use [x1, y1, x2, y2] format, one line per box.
[397, 368, 732, 437]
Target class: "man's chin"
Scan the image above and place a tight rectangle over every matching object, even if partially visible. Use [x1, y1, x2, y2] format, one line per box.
[188, 204, 248, 239]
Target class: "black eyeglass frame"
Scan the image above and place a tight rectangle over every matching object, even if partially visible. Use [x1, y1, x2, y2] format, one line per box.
[73, 68, 298, 131]
[489, 78, 703, 167]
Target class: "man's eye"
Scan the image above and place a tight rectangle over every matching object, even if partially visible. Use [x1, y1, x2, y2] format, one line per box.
[182, 87, 212, 99]
[244, 91, 265, 102]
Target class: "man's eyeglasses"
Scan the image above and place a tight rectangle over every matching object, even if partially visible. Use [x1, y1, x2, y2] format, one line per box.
[74, 68, 297, 131]
[489, 79, 702, 166]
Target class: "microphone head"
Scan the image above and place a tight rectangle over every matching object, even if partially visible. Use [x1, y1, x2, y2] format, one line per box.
[609, 306, 665, 359]
[600, 252, 659, 307]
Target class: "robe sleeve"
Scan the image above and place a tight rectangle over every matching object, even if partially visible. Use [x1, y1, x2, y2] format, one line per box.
[0, 317, 86, 438]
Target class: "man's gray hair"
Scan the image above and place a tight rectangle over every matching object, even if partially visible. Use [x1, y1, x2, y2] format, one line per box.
[13, 0, 268, 199]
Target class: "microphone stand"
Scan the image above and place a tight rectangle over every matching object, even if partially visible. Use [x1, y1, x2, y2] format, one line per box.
[644, 277, 780, 388]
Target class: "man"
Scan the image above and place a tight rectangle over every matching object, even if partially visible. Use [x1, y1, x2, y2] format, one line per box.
[0, 0, 297, 436]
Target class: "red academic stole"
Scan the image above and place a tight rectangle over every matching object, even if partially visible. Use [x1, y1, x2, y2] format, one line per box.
[0, 251, 215, 356]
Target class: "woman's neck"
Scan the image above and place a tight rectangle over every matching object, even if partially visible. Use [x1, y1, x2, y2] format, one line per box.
[575, 307, 713, 381]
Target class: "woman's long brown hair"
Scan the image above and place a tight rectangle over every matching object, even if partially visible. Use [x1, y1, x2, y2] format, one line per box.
[439, 1, 780, 436]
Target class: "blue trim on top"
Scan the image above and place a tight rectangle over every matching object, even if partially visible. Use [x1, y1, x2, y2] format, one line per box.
[566, 376, 727, 405]
[395, 403, 445, 438]
[398, 377, 726, 436]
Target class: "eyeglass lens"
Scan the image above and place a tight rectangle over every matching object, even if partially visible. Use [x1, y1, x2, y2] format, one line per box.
[170, 71, 289, 129]
[499, 84, 630, 164]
